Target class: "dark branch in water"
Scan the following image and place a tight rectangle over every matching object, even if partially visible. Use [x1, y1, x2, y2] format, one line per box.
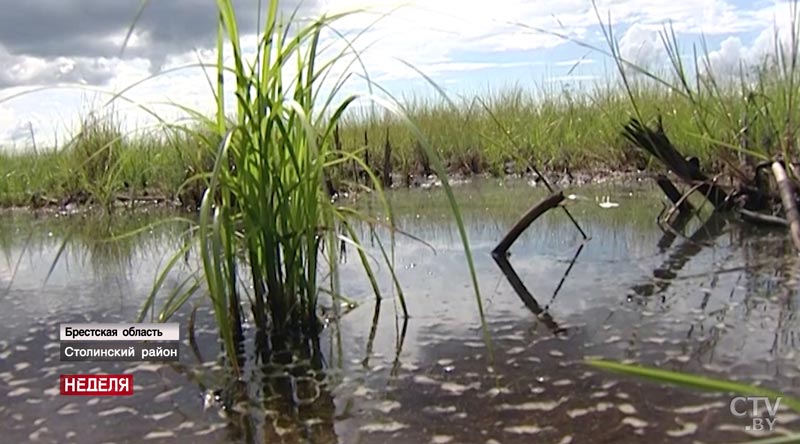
[492, 191, 565, 258]
[492, 253, 566, 335]
[491, 191, 574, 335]
[632, 212, 727, 298]
[655, 174, 695, 217]
[623, 118, 731, 210]
[547, 243, 585, 305]
[738, 208, 789, 227]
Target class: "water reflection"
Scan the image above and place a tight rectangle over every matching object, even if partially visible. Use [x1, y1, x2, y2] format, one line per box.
[0, 179, 798, 443]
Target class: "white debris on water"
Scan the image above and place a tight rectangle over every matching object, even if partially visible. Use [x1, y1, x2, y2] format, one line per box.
[193, 423, 227, 436]
[595, 402, 614, 412]
[497, 397, 566, 411]
[353, 385, 373, 397]
[506, 346, 526, 355]
[413, 375, 438, 385]
[360, 421, 408, 433]
[666, 421, 698, 437]
[440, 382, 474, 395]
[98, 406, 138, 416]
[423, 405, 457, 414]
[8, 387, 31, 397]
[154, 386, 182, 402]
[57, 403, 79, 415]
[28, 426, 49, 442]
[144, 430, 176, 440]
[621, 417, 649, 429]
[567, 407, 592, 418]
[504, 424, 546, 434]
[375, 400, 401, 413]
[148, 411, 173, 421]
[122, 363, 164, 374]
[9, 377, 35, 386]
[673, 401, 725, 414]
[485, 387, 511, 398]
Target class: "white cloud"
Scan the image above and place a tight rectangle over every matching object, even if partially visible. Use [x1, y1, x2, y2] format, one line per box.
[2, 0, 798, 148]
[617, 23, 665, 70]
[703, 3, 800, 78]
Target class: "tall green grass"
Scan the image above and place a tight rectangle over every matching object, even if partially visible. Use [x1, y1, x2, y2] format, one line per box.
[122, 0, 490, 369]
[5, 1, 800, 208]
[0, 113, 204, 209]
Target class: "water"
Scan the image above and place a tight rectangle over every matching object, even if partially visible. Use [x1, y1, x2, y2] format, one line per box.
[1, 178, 798, 443]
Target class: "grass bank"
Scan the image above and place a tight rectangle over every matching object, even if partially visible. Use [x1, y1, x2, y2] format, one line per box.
[0, 74, 795, 209]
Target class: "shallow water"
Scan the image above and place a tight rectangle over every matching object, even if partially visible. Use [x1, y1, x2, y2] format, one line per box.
[1, 178, 799, 444]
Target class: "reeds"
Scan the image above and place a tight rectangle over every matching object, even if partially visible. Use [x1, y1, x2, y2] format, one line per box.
[6, 18, 800, 207]
[134, 0, 489, 367]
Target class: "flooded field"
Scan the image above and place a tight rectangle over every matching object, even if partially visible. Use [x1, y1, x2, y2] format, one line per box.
[1, 178, 798, 443]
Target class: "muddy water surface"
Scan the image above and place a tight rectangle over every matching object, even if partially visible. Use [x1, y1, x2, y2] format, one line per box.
[0, 178, 798, 444]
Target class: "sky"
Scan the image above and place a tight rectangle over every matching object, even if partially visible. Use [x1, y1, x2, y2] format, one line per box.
[0, 0, 796, 149]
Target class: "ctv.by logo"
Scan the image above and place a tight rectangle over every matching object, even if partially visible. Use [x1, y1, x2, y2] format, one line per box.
[730, 396, 782, 432]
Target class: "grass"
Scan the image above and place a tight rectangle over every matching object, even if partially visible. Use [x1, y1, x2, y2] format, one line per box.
[0, 112, 212, 209]
[584, 2, 800, 442]
[589, 360, 800, 444]
[2, 15, 798, 211]
[115, 0, 489, 371]
[4, 10, 800, 209]
[2, 68, 796, 210]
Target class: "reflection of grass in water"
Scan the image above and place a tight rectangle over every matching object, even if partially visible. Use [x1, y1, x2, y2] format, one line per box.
[354, 180, 667, 237]
[0, 210, 192, 277]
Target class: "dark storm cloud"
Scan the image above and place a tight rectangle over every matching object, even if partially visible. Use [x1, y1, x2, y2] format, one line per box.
[0, 0, 318, 87]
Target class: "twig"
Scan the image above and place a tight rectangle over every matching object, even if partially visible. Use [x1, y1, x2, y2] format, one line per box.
[771, 161, 800, 251]
[655, 174, 695, 215]
[661, 181, 705, 225]
[738, 208, 789, 227]
[492, 192, 565, 257]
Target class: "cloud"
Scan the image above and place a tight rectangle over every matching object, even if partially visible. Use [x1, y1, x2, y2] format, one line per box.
[0, 0, 797, 148]
[703, 3, 800, 78]
[617, 23, 665, 70]
[0, 0, 316, 87]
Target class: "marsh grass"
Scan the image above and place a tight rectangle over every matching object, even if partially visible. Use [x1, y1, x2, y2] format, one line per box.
[117, 0, 490, 370]
[6, 23, 800, 207]
[582, 3, 800, 441]
[0, 113, 204, 209]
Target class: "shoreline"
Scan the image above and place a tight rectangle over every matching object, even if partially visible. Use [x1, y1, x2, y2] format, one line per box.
[0, 166, 653, 215]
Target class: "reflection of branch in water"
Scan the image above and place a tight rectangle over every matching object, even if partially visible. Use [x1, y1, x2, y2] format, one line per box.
[493, 254, 567, 335]
[391, 317, 409, 377]
[187, 306, 205, 364]
[632, 211, 728, 298]
[362, 302, 381, 368]
[546, 243, 585, 308]
[656, 206, 693, 253]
